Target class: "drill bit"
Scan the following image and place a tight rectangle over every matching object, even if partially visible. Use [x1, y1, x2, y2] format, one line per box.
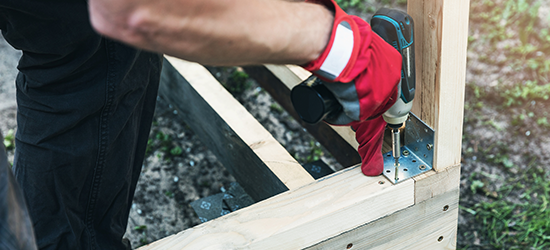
[391, 127, 401, 181]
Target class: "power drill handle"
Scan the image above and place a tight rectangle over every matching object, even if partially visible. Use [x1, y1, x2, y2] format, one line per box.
[371, 8, 415, 104]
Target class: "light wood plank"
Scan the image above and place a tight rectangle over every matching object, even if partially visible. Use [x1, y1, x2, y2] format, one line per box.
[408, 0, 470, 171]
[161, 56, 314, 201]
[413, 163, 461, 204]
[305, 188, 459, 250]
[138, 166, 415, 250]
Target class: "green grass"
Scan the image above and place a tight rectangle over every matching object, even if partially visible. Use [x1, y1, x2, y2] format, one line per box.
[500, 80, 550, 107]
[462, 167, 550, 249]
[462, 0, 550, 248]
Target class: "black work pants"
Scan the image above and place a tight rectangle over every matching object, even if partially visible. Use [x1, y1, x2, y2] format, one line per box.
[12, 47, 162, 249]
[0, 131, 36, 250]
[1, 2, 162, 248]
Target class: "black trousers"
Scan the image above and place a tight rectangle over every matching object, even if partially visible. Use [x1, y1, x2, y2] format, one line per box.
[0, 131, 36, 250]
[1, 1, 163, 248]
[13, 47, 162, 250]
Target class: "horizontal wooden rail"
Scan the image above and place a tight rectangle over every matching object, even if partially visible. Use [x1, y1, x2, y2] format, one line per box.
[160, 56, 315, 201]
[139, 166, 415, 249]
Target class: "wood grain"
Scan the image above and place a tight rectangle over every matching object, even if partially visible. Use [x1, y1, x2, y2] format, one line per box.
[138, 166, 414, 250]
[305, 188, 459, 250]
[161, 56, 314, 201]
[413, 163, 461, 204]
[408, 0, 470, 171]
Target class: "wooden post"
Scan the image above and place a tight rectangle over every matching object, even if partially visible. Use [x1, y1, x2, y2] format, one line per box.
[408, 0, 470, 172]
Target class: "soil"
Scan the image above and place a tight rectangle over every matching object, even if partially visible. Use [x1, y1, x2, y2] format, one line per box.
[1, 1, 549, 249]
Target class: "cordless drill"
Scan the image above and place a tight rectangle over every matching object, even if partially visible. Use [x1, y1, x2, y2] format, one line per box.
[373, 8, 415, 180]
[291, 8, 415, 180]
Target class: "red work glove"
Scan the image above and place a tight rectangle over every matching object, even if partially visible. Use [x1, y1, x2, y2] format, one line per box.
[303, 0, 401, 176]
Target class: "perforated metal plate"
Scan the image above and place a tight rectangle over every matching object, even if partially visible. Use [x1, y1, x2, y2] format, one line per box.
[383, 112, 434, 184]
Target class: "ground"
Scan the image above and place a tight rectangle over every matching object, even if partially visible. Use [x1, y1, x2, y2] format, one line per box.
[1, 0, 549, 249]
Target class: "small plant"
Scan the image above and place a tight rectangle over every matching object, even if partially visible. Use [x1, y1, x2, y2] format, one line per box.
[306, 141, 324, 163]
[335, 0, 364, 10]
[133, 225, 149, 247]
[164, 190, 174, 198]
[133, 225, 147, 231]
[269, 103, 284, 114]
[3, 129, 15, 150]
[500, 81, 550, 107]
[170, 146, 183, 156]
[225, 67, 252, 95]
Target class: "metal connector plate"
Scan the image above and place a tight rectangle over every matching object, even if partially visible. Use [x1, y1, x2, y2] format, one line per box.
[383, 112, 434, 184]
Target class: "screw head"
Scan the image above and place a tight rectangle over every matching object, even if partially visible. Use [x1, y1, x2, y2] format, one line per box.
[419, 165, 427, 170]
[426, 144, 433, 150]
[402, 150, 410, 156]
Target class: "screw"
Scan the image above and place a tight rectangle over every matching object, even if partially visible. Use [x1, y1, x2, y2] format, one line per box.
[419, 165, 426, 170]
[402, 150, 410, 156]
[426, 144, 433, 150]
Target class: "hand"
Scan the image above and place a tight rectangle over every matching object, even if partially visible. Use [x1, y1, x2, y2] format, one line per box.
[350, 117, 386, 176]
[303, 0, 401, 175]
[303, 0, 401, 125]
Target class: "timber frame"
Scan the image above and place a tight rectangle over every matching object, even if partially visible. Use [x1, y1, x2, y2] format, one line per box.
[139, 0, 470, 249]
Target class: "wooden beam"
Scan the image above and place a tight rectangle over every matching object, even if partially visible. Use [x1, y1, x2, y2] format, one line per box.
[243, 65, 362, 167]
[138, 166, 415, 250]
[413, 163, 460, 204]
[160, 56, 314, 201]
[304, 188, 459, 249]
[408, 0, 470, 171]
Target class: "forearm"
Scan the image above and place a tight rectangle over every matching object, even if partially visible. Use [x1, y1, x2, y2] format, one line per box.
[88, 0, 333, 65]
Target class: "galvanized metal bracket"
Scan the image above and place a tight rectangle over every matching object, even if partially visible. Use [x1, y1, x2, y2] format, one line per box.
[383, 112, 434, 184]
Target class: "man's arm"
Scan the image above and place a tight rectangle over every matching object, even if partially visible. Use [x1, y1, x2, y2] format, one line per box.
[88, 0, 333, 66]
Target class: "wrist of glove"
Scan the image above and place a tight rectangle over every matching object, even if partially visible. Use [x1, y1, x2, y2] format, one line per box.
[304, 0, 402, 176]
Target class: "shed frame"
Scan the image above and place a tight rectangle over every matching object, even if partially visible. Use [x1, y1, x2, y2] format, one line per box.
[139, 0, 470, 249]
